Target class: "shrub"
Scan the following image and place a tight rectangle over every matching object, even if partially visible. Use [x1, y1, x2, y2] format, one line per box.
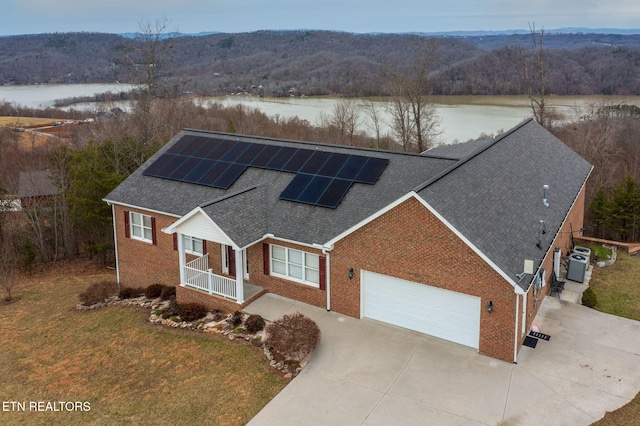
[78, 281, 118, 306]
[119, 287, 144, 299]
[228, 310, 244, 328]
[245, 314, 266, 334]
[177, 302, 208, 322]
[581, 287, 598, 308]
[144, 283, 163, 299]
[161, 300, 179, 319]
[211, 309, 226, 321]
[160, 285, 176, 300]
[266, 313, 321, 362]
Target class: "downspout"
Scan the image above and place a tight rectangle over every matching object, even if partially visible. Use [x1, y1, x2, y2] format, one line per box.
[513, 292, 519, 363]
[314, 243, 333, 311]
[110, 203, 121, 291]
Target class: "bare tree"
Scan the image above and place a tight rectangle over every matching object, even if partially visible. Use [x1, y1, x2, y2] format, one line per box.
[331, 99, 361, 145]
[382, 37, 441, 152]
[360, 100, 384, 149]
[515, 24, 553, 129]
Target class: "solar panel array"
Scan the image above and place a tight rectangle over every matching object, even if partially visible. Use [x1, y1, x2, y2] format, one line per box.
[143, 135, 389, 208]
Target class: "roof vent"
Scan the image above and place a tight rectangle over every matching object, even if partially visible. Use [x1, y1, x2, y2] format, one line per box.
[543, 185, 550, 207]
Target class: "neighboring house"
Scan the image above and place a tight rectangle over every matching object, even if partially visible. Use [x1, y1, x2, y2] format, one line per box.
[104, 119, 592, 363]
[18, 170, 60, 206]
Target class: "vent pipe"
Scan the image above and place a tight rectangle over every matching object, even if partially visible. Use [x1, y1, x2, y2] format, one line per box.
[543, 185, 550, 207]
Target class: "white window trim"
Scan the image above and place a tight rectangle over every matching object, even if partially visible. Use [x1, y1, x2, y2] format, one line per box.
[270, 244, 320, 288]
[130, 211, 153, 243]
[183, 235, 203, 255]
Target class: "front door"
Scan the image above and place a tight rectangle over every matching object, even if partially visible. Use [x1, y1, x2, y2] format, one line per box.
[227, 245, 236, 277]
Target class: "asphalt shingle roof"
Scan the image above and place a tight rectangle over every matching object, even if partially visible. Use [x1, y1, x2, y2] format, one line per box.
[105, 120, 592, 291]
[417, 119, 592, 290]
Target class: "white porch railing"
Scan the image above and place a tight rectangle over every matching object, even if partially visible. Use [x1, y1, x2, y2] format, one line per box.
[184, 254, 237, 300]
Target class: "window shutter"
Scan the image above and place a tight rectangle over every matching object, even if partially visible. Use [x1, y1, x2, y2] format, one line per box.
[151, 217, 157, 245]
[202, 240, 208, 255]
[263, 243, 270, 275]
[172, 233, 178, 251]
[124, 211, 130, 238]
[319, 255, 326, 291]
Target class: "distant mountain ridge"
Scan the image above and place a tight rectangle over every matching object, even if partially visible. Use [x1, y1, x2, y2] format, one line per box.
[1, 30, 639, 98]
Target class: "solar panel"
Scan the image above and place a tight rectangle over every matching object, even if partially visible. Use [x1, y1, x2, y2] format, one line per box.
[236, 143, 265, 165]
[168, 156, 202, 180]
[251, 145, 281, 167]
[143, 153, 177, 176]
[336, 155, 367, 180]
[279, 174, 313, 201]
[213, 163, 247, 189]
[265, 147, 297, 170]
[354, 157, 389, 184]
[318, 153, 350, 176]
[316, 179, 353, 208]
[143, 134, 390, 208]
[219, 141, 251, 162]
[166, 135, 193, 154]
[282, 149, 312, 172]
[300, 151, 332, 174]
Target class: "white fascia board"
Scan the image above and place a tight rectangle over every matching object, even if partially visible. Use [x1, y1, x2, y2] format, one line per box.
[326, 191, 524, 295]
[244, 234, 332, 252]
[162, 206, 238, 249]
[102, 199, 181, 218]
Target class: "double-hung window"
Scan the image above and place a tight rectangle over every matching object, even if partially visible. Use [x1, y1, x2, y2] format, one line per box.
[183, 235, 203, 255]
[271, 245, 320, 287]
[130, 212, 153, 242]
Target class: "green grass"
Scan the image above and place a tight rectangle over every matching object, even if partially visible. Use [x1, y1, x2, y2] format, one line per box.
[589, 253, 640, 425]
[0, 263, 287, 426]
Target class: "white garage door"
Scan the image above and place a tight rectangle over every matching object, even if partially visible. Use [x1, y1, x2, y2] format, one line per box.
[362, 271, 480, 349]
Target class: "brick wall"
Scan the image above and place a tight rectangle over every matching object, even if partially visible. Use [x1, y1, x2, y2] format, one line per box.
[330, 196, 517, 362]
[114, 204, 180, 288]
[520, 185, 587, 348]
[247, 240, 328, 309]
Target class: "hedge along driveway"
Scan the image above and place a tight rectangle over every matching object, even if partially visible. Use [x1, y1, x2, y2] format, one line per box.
[0, 264, 288, 426]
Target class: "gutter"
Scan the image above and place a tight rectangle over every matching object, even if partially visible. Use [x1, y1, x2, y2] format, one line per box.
[313, 243, 334, 311]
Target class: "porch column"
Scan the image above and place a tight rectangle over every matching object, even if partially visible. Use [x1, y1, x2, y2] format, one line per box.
[177, 233, 186, 285]
[235, 248, 244, 304]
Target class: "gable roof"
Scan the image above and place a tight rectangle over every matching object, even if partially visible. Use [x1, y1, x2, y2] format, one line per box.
[105, 130, 457, 248]
[105, 120, 592, 291]
[417, 119, 592, 290]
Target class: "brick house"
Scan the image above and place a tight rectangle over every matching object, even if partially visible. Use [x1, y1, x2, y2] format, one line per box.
[104, 118, 592, 363]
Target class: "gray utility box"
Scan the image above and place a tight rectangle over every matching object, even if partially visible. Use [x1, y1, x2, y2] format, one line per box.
[567, 253, 589, 283]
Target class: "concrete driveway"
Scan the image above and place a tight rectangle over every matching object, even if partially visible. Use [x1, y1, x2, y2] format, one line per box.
[245, 294, 640, 425]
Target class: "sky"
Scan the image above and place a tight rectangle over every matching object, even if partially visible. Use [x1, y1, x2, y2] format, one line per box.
[2, 0, 640, 36]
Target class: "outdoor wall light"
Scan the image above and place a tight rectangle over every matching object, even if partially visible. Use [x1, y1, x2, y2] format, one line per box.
[487, 301, 493, 313]
[348, 267, 354, 279]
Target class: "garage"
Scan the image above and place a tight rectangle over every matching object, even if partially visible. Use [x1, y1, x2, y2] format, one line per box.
[362, 271, 481, 349]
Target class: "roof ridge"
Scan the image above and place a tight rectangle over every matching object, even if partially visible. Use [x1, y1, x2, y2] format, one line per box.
[413, 118, 534, 192]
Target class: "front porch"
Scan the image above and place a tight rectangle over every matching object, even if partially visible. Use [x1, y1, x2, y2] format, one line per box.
[183, 253, 264, 304]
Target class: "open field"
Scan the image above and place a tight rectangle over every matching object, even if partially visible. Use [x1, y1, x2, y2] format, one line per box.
[0, 116, 65, 127]
[590, 253, 640, 425]
[0, 261, 287, 426]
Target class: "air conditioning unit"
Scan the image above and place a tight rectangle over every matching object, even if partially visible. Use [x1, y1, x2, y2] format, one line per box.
[567, 253, 588, 283]
[573, 246, 592, 259]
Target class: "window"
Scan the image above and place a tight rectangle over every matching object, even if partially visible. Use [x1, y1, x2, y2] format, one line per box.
[130, 212, 153, 242]
[183, 235, 203, 255]
[270, 245, 320, 287]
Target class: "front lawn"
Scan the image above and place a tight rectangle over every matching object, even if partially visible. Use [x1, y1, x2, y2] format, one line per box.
[588, 252, 640, 426]
[0, 262, 287, 425]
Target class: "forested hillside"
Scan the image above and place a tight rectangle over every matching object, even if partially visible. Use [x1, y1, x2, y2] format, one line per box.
[1, 31, 639, 96]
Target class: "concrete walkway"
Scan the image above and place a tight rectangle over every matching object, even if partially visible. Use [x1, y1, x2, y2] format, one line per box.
[245, 293, 640, 426]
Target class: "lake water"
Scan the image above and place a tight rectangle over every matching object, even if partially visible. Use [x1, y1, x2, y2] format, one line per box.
[2, 84, 639, 144]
